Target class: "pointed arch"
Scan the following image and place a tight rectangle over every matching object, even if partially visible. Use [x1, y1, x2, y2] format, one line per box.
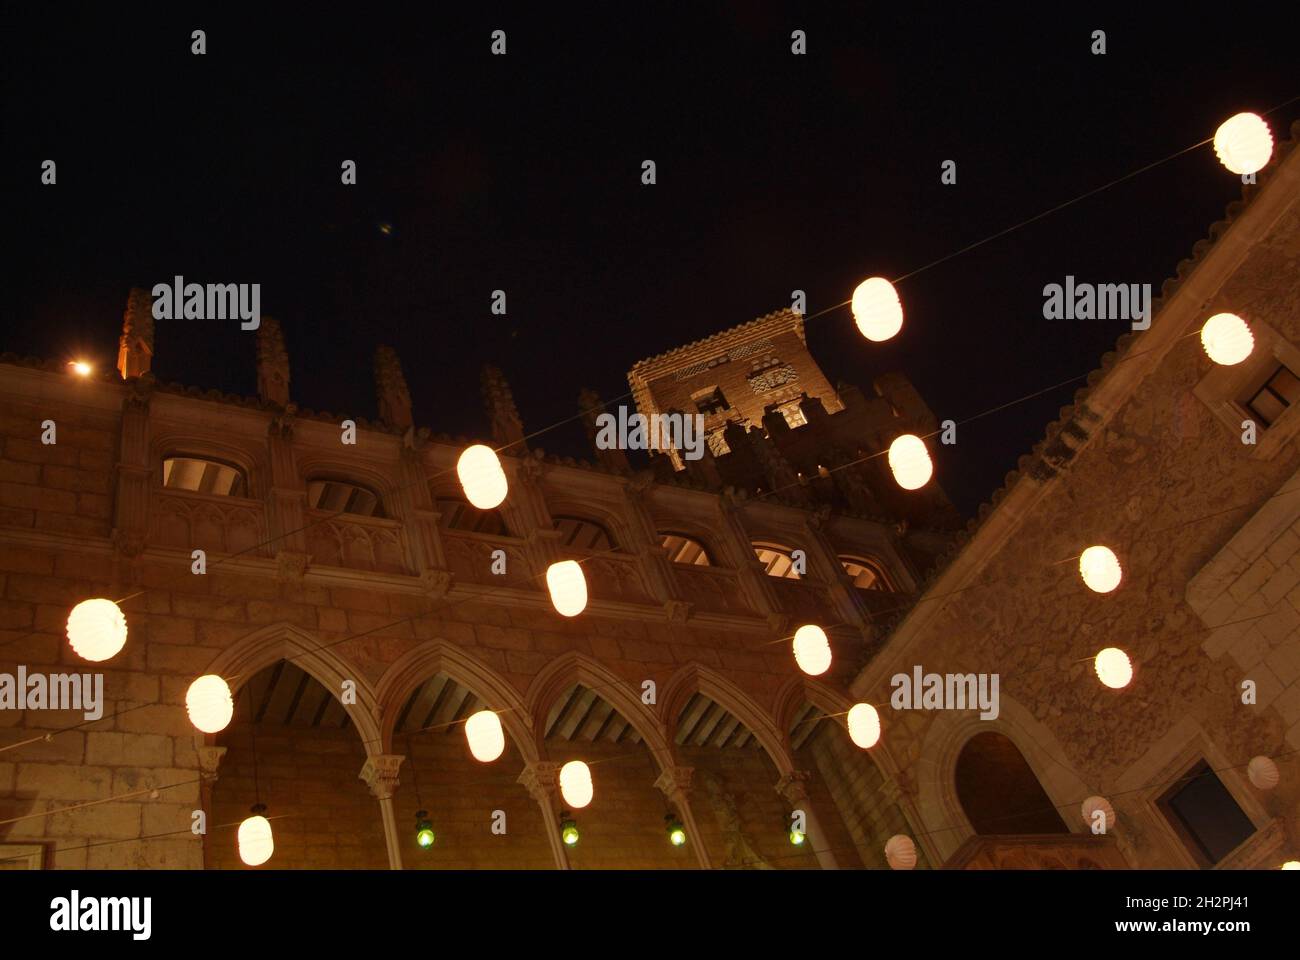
[375, 640, 538, 763]
[199, 621, 382, 754]
[661, 663, 793, 776]
[773, 675, 855, 751]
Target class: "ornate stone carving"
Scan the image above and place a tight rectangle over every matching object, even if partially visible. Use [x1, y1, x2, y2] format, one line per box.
[276, 550, 311, 582]
[482, 364, 525, 451]
[579, 388, 630, 473]
[111, 528, 147, 559]
[420, 567, 454, 600]
[664, 599, 692, 623]
[517, 762, 563, 805]
[196, 743, 228, 779]
[359, 754, 405, 800]
[774, 769, 812, 805]
[374, 345, 413, 430]
[117, 288, 156, 380]
[654, 766, 695, 798]
[256, 317, 291, 407]
[698, 769, 772, 869]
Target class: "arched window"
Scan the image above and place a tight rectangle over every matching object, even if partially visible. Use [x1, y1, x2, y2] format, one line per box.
[839, 555, 894, 591]
[955, 732, 1069, 835]
[752, 540, 801, 579]
[162, 455, 247, 497]
[306, 478, 384, 518]
[554, 515, 616, 550]
[436, 496, 511, 536]
[660, 533, 712, 566]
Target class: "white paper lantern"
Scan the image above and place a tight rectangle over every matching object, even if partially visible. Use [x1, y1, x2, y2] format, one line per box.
[887, 434, 933, 490]
[1213, 112, 1273, 176]
[1200, 313, 1254, 366]
[1282, 861, 1300, 870]
[66, 598, 128, 662]
[851, 277, 904, 342]
[456, 444, 509, 509]
[464, 709, 506, 763]
[238, 813, 274, 866]
[185, 674, 234, 734]
[546, 560, 588, 617]
[1080, 795, 1116, 832]
[792, 624, 832, 676]
[846, 703, 881, 749]
[1079, 545, 1122, 593]
[1247, 755, 1280, 791]
[559, 759, 593, 809]
[884, 834, 917, 870]
[1094, 647, 1133, 689]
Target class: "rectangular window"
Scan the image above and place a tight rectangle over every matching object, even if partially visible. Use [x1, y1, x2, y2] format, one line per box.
[693, 387, 730, 417]
[1246, 364, 1300, 428]
[1156, 760, 1255, 865]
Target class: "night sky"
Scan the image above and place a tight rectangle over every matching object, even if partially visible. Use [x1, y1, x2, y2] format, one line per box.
[3, 5, 1295, 516]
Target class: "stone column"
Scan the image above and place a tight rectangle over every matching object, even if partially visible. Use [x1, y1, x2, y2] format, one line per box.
[518, 761, 569, 870]
[196, 743, 227, 869]
[775, 770, 839, 870]
[655, 766, 711, 870]
[359, 754, 406, 870]
[111, 378, 154, 562]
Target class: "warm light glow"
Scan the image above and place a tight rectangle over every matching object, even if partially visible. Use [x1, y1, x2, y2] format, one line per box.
[1079, 545, 1122, 593]
[1213, 112, 1273, 175]
[1094, 647, 1133, 689]
[559, 760, 593, 809]
[66, 598, 128, 662]
[1080, 796, 1116, 832]
[69, 361, 92, 376]
[561, 818, 580, 846]
[415, 810, 435, 849]
[851, 277, 903, 342]
[1283, 861, 1300, 870]
[789, 826, 806, 845]
[464, 709, 506, 763]
[238, 813, 274, 866]
[792, 624, 832, 676]
[887, 434, 933, 490]
[456, 444, 508, 509]
[1200, 312, 1254, 366]
[185, 674, 234, 734]
[1247, 756, 1280, 791]
[846, 702, 881, 749]
[547, 560, 588, 617]
[666, 815, 687, 847]
[884, 834, 917, 870]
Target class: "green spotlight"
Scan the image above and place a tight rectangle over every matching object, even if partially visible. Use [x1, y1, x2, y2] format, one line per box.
[789, 825, 806, 846]
[665, 814, 687, 847]
[415, 810, 435, 849]
[560, 812, 579, 846]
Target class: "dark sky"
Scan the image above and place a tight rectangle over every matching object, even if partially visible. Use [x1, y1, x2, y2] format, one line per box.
[3, 5, 1295, 516]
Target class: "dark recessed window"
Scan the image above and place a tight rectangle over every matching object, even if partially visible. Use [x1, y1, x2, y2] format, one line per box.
[162, 456, 247, 497]
[1157, 760, 1255, 866]
[840, 556, 893, 591]
[661, 533, 712, 566]
[306, 479, 383, 518]
[554, 515, 615, 550]
[1246, 364, 1300, 428]
[693, 387, 731, 417]
[436, 496, 510, 536]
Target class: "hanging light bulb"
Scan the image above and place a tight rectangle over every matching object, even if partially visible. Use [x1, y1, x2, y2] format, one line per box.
[1094, 648, 1133, 689]
[456, 444, 509, 510]
[560, 813, 580, 846]
[887, 434, 933, 490]
[1200, 313, 1254, 366]
[464, 709, 506, 763]
[559, 760, 594, 809]
[1079, 545, 1122, 593]
[1213, 112, 1273, 176]
[792, 624, 832, 676]
[66, 598, 128, 662]
[846, 702, 881, 749]
[665, 814, 687, 847]
[547, 560, 588, 617]
[414, 810, 435, 849]
[851, 277, 904, 342]
[185, 674, 234, 734]
[885, 834, 918, 870]
[789, 821, 806, 846]
[238, 805, 274, 866]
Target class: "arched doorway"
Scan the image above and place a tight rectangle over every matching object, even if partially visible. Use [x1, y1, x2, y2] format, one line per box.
[954, 732, 1069, 835]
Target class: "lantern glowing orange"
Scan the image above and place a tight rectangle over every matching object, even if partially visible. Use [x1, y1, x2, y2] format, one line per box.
[546, 560, 588, 617]
[559, 760, 593, 809]
[1094, 647, 1133, 689]
[456, 444, 508, 509]
[792, 624, 832, 676]
[846, 703, 881, 749]
[185, 674, 234, 734]
[1079, 545, 1122, 593]
[1213, 112, 1272, 175]
[1200, 313, 1254, 366]
[888, 434, 933, 490]
[464, 709, 506, 763]
[1081, 796, 1116, 833]
[66, 598, 128, 662]
[238, 809, 274, 866]
[851, 277, 903, 342]
[884, 834, 917, 870]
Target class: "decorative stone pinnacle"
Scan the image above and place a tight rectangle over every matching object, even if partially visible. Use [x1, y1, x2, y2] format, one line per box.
[117, 287, 156, 379]
[256, 317, 291, 407]
[374, 344, 413, 429]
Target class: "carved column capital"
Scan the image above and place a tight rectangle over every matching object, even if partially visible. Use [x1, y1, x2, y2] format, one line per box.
[359, 754, 405, 800]
[774, 770, 812, 806]
[196, 743, 227, 780]
[276, 550, 311, 583]
[517, 762, 563, 805]
[654, 765, 696, 800]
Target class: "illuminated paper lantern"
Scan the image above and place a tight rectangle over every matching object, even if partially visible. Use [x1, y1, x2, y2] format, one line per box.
[1213, 112, 1272, 175]
[792, 624, 832, 676]
[1080, 796, 1116, 832]
[1247, 756, 1280, 791]
[547, 560, 588, 617]
[851, 277, 903, 342]
[884, 834, 917, 870]
[66, 598, 128, 662]
[1282, 861, 1300, 870]
[456, 444, 508, 509]
[1079, 545, 1122, 594]
[559, 760, 593, 809]
[1094, 647, 1133, 689]
[238, 810, 274, 866]
[185, 674, 234, 734]
[464, 709, 506, 763]
[846, 703, 881, 749]
[887, 434, 933, 490]
[1200, 313, 1254, 366]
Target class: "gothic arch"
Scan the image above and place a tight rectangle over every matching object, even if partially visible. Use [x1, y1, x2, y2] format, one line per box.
[150, 430, 269, 498]
[773, 675, 855, 752]
[661, 663, 794, 776]
[296, 454, 403, 518]
[375, 640, 538, 762]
